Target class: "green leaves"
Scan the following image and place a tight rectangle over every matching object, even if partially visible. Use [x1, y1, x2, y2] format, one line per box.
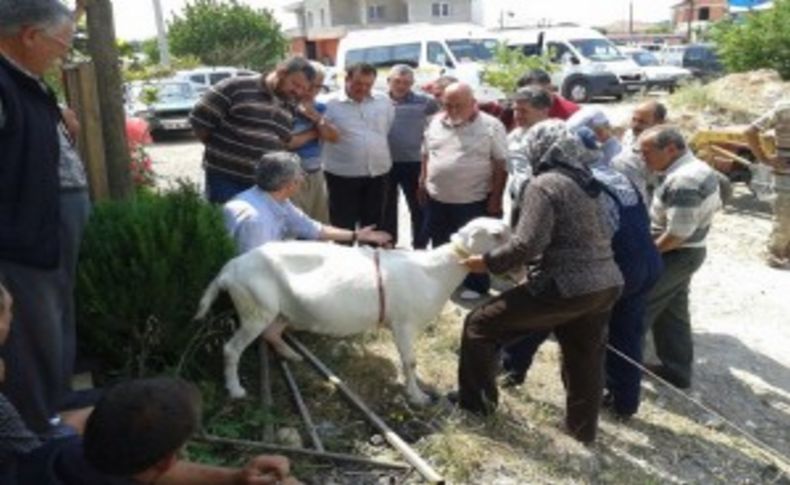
[167, 0, 287, 71]
[481, 42, 557, 96]
[710, 0, 790, 80]
[76, 183, 236, 378]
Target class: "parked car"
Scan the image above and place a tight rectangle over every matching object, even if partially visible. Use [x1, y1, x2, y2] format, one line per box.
[621, 47, 692, 92]
[682, 44, 723, 80]
[500, 26, 645, 102]
[657, 44, 686, 66]
[126, 80, 201, 140]
[335, 23, 503, 101]
[173, 66, 257, 94]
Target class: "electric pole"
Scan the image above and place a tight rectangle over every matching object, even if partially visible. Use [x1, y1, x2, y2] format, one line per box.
[686, 0, 695, 42]
[152, 0, 171, 67]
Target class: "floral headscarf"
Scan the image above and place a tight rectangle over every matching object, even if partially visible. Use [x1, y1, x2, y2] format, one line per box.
[523, 119, 602, 197]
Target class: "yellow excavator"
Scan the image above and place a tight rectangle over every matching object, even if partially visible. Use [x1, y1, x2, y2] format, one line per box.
[688, 126, 777, 203]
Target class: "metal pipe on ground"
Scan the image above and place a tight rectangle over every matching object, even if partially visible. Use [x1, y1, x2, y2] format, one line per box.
[278, 357, 325, 451]
[259, 339, 274, 442]
[284, 333, 445, 484]
[196, 434, 410, 471]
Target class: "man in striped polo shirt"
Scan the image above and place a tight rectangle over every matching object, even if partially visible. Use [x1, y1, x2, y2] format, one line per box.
[745, 99, 790, 269]
[639, 126, 720, 389]
[190, 57, 316, 203]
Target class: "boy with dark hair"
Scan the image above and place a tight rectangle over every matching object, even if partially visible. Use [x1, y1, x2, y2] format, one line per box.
[517, 68, 580, 120]
[0, 280, 299, 485]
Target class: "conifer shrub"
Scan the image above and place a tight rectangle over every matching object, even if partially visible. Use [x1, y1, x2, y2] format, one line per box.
[76, 184, 236, 378]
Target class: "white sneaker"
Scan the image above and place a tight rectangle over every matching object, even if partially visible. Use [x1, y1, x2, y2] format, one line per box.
[459, 289, 482, 301]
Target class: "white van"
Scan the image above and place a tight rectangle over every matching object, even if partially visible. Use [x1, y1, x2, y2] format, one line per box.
[334, 23, 503, 101]
[173, 66, 258, 95]
[498, 27, 645, 102]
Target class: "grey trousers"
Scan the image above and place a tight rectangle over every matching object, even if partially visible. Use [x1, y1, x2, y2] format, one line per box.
[0, 189, 91, 434]
[643, 247, 706, 385]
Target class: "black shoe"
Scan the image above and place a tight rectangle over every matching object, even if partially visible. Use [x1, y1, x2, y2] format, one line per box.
[444, 390, 495, 417]
[645, 364, 690, 389]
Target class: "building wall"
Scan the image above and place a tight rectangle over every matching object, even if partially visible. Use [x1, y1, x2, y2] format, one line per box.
[408, 0, 472, 23]
[328, 0, 360, 25]
[672, 0, 728, 25]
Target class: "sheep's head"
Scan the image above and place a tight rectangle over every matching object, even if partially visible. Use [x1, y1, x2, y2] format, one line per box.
[451, 217, 511, 256]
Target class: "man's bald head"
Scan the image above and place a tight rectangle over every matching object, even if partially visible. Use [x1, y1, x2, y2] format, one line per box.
[442, 82, 476, 124]
[631, 100, 667, 137]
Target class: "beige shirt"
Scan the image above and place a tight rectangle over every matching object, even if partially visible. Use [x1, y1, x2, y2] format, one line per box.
[321, 91, 395, 177]
[423, 111, 507, 204]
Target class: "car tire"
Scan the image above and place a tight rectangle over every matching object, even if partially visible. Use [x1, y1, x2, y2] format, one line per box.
[563, 78, 591, 103]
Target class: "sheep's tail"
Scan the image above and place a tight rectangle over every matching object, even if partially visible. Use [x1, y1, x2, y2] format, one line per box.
[194, 274, 223, 320]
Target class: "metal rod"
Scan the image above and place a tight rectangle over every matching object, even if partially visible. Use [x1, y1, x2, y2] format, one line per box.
[259, 339, 274, 442]
[709, 144, 754, 168]
[278, 357, 325, 452]
[196, 434, 410, 470]
[284, 334, 445, 484]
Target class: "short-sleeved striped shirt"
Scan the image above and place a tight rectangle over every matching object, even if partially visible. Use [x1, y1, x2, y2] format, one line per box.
[190, 75, 295, 182]
[650, 151, 721, 249]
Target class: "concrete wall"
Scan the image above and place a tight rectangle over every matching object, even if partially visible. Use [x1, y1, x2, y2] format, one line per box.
[407, 0, 472, 23]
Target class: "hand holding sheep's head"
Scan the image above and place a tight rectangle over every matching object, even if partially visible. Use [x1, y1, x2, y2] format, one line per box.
[451, 217, 511, 257]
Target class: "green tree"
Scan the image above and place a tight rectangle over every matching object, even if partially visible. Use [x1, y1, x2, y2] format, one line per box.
[141, 37, 161, 65]
[710, 0, 790, 80]
[168, 0, 287, 70]
[482, 43, 556, 96]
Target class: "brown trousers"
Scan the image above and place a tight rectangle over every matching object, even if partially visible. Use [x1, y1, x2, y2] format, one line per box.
[458, 282, 621, 443]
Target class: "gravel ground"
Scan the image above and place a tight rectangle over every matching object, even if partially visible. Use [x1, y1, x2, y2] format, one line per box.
[145, 99, 790, 481]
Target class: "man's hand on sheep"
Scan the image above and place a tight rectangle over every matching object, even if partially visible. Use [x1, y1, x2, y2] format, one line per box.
[356, 225, 393, 247]
[462, 255, 489, 274]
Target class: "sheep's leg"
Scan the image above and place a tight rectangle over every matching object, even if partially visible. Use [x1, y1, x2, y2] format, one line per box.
[391, 321, 431, 405]
[223, 316, 267, 399]
[262, 318, 302, 362]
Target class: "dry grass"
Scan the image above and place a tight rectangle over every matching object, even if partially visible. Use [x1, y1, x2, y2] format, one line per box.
[187, 294, 789, 484]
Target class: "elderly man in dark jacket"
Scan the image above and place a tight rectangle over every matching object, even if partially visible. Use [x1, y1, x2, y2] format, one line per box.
[0, 0, 80, 435]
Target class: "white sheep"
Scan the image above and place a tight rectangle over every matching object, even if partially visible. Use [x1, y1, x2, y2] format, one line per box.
[195, 217, 511, 405]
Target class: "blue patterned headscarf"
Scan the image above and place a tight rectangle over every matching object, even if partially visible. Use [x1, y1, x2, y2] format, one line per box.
[523, 119, 602, 197]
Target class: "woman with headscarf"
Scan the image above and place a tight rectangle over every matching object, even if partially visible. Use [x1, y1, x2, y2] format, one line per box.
[501, 126, 664, 421]
[456, 120, 623, 443]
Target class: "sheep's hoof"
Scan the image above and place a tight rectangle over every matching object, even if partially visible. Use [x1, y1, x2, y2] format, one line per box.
[407, 390, 433, 406]
[228, 386, 247, 399]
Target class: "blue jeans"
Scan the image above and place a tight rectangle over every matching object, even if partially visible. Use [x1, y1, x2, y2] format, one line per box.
[424, 197, 490, 294]
[205, 170, 253, 204]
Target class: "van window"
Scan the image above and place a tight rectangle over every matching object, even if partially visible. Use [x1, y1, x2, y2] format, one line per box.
[209, 73, 231, 85]
[547, 42, 570, 63]
[427, 41, 453, 67]
[446, 38, 497, 62]
[568, 39, 626, 62]
[344, 43, 421, 68]
[515, 43, 541, 57]
[189, 74, 206, 85]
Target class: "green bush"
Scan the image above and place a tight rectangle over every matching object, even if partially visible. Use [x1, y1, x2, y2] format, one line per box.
[76, 184, 236, 378]
[710, 0, 790, 80]
[482, 43, 557, 96]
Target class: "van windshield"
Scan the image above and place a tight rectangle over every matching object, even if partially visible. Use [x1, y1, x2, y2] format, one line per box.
[446, 38, 498, 62]
[569, 38, 626, 62]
